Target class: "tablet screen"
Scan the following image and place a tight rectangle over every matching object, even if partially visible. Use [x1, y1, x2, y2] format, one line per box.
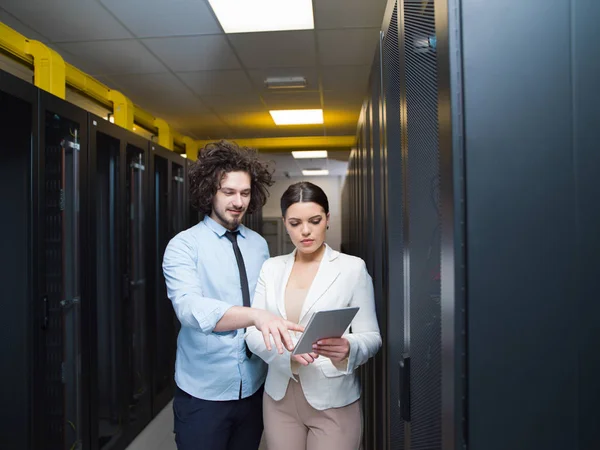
[292, 307, 359, 356]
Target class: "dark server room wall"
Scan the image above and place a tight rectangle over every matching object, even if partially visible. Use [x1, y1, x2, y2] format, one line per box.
[342, 0, 600, 450]
[0, 70, 193, 450]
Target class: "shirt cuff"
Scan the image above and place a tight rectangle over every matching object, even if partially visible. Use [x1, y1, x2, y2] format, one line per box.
[197, 303, 233, 333]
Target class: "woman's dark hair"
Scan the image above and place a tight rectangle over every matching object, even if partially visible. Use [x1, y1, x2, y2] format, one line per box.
[280, 182, 329, 217]
[189, 140, 274, 215]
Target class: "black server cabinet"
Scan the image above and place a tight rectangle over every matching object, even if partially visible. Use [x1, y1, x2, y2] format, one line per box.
[243, 204, 264, 235]
[1, 70, 92, 450]
[36, 90, 91, 450]
[0, 71, 39, 450]
[88, 115, 152, 450]
[148, 143, 188, 416]
[454, 1, 599, 449]
[187, 162, 200, 228]
[350, 34, 390, 450]
[381, 3, 406, 449]
[343, 0, 600, 449]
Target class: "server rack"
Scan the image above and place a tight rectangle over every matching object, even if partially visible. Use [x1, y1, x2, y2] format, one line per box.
[243, 204, 264, 235]
[0, 74, 92, 450]
[342, 1, 600, 449]
[88, 115, 152, 450]
[0, 69, 91, 450]
[1, 68, 189, 450]
[37, 89, 91, 450]
[147, 143, 188, 416]
[0, 70, 39, 450]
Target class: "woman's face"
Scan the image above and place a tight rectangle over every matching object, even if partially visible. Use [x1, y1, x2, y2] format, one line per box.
[283, 202, 329, 256]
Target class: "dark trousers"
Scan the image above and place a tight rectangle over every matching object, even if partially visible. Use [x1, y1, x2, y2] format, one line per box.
[173, 385, 264, 450]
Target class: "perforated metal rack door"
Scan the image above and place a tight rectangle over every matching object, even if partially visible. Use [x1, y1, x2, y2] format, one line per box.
[44, 144, 65, 448]
[383, 3, 405, 449]
[404, 0, 442, 449]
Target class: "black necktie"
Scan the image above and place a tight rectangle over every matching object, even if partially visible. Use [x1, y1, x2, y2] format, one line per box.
[224, 231, 252, 358]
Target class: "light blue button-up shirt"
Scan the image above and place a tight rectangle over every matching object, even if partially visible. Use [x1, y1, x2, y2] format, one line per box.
[162, 215, 269, 400]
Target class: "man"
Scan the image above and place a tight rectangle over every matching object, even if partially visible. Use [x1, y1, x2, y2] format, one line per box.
[163, 140, 302, 450]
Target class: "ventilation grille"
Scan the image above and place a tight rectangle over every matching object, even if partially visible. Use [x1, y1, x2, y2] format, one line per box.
[404, 0, 442, 449]
[44, 144, 65, 446]
[383, 3, 406, 449]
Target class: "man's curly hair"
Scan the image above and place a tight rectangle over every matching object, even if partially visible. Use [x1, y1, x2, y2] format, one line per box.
[189, 140, 274, 216]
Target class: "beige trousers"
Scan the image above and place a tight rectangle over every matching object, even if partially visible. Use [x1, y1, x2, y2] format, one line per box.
[262, 380, 362, 450]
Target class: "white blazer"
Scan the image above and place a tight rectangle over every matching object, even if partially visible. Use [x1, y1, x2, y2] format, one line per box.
[245, 244, 381, 411]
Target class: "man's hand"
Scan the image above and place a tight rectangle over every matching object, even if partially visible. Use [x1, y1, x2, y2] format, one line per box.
[292, 352, 319, 366]
[251, 309, 304, 354]
[313, 337, 350, 362]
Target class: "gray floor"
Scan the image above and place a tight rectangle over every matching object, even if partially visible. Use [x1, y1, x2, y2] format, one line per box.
[125, 401, 177, 450]
[125, 400, 267, 450]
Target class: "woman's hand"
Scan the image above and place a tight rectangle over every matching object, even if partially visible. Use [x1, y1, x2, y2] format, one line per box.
[292, 352, 319, 366]
[313, 338, 350, 362]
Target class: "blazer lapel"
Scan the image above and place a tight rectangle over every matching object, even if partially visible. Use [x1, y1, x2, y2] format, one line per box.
[274, 250, 296, 319]
[298, 245, 341, 324]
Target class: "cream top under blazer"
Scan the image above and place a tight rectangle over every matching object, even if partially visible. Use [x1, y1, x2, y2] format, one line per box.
[245, 244, 382, 411]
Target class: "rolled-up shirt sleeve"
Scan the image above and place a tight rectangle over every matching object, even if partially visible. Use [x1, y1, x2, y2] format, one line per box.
[163, 233, 233, 333]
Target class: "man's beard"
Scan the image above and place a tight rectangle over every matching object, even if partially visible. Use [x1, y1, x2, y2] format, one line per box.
[214, 207, 244, 229]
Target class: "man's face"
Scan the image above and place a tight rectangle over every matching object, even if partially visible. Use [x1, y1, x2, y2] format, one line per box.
[210, 171, 252, 230]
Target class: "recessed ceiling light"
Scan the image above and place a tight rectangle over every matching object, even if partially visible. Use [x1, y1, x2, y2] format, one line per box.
[292, 150, 328, 159]
[207, 0, 315, 34]
[181, 154, 188, 159]
[302, 169, 329, 176]
[265, 76, 307, 90]
[270, 109, 324, 126]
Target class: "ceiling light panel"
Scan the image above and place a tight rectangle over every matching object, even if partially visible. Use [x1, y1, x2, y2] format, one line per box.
[302, 170, 330, 176]
[207, 0, 315, 34]
[292, 150, 328, 159]
[270, 109, 324, 125]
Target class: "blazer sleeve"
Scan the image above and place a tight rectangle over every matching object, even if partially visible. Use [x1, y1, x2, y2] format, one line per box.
[245, 261, 297, 380]
[336, 260, 382, 374]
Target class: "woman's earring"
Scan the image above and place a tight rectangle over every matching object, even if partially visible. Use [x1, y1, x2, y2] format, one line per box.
[327, 225, 329, 230]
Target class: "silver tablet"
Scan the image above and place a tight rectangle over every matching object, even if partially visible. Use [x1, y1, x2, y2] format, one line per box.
[291, 307, 360, 356]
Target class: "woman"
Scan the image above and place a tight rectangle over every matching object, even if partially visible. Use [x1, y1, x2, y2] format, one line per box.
[246, 182, 381, 450]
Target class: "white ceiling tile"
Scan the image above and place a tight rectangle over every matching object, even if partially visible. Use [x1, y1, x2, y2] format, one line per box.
[99, 0, 222, 38]
[171, 112, 225, 128]
[168, 113, 231, 139]
[323, 90, 365, 110]
[321, 65, 371, 93]
[322, 90, 363, 134]
[201, 94, 267, 114]
[143, 35, 240, 71]
[260, 152, 348, 178]
[318, 28, 380, 66]
[228, 31, 317, 69]
[190, 124, 234, 140]
[247, 67, 320, 92]
[0, 7, 49, 42]
[314, 0, 388, 29]
[325, 123, 358, 136]
[108, 73, 209, 116]
[328, 150, 352, 162]
[262, 91, 322, 110]
[271, 126, 326, 137]
[178, 70, 254, 96]
[220, 111, 276, 131]
[1, 0, 132, 42]
[55, 40, 166, 76]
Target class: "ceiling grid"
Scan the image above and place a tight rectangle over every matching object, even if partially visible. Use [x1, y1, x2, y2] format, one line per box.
[0, 0, 386, 144]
